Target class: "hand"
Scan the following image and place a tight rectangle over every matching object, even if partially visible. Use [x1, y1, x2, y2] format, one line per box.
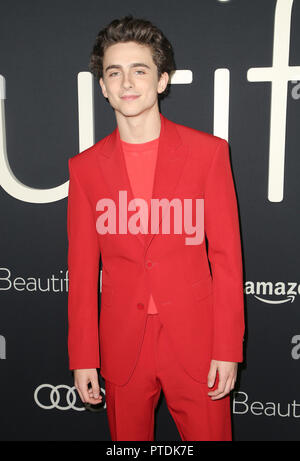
[207, 360, 237, 400]
[74, 368, 103, 405]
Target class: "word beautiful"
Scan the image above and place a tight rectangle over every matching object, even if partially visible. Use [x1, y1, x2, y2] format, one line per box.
[95, 190, 204, 245]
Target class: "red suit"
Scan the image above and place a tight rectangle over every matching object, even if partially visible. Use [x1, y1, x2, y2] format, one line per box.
[67, 112, 245, 440]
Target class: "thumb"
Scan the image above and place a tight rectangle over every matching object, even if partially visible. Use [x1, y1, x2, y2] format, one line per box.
[207, 362, 217, 388]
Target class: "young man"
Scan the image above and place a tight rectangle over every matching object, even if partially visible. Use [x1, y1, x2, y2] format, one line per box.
[67, 15, 245, 441]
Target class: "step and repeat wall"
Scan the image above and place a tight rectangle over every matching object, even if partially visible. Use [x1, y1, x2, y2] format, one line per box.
[0, 0, 299, 441]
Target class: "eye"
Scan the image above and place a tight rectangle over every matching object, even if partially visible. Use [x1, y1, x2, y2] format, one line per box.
[136, 70, 145, 75]
[109, 72, 119, 77]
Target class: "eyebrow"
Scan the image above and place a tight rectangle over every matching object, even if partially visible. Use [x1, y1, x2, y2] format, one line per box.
[104, 62, 151, 73]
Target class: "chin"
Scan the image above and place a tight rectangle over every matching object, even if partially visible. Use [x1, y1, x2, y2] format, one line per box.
[117, 106, 148, 118]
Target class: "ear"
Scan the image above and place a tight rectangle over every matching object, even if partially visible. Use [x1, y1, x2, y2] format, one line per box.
[157, 72, 169, 95]
[99, 77, 108, 98]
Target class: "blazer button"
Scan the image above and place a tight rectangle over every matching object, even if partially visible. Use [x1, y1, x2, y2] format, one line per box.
[146, 260, 153, 268]
[137, 303, 144, 310]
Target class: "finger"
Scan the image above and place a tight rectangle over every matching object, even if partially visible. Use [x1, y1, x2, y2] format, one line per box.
[86, 395, 103, 404]
[87, 394, 103, 404]
[230, 377, 236, 391]
[86, 386, 102, 404]
[90, 377, 101, 400]
[75, 377, 102, 405]
[208, 375, 227, 397]
[79, 382, 93, 404]
[88, 391, 102, 402]
[211, 378, 232, 400]
[207, 364, 217, 389]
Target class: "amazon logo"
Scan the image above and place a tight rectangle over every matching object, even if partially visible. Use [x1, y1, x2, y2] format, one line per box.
[244, 281, 299, 305]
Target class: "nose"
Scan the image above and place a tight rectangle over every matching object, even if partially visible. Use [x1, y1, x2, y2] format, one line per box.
[122, 71, 133, 90]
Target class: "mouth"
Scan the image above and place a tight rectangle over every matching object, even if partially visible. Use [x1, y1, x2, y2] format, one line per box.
[120, 95, 140, 101]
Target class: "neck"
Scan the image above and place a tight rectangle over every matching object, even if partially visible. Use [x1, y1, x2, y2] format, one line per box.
[115, 106, 161, 143]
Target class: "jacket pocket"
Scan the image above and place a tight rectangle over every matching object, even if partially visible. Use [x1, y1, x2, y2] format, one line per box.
[190, 275, 213, 302]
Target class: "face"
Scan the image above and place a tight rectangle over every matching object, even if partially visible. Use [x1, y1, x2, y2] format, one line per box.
[99, 41, 169, 119]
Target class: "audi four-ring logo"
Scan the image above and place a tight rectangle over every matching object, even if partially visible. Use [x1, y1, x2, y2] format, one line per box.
[34, 384, 106, 411]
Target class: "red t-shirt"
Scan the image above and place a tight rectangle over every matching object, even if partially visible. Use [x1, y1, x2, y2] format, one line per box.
[121, 137, 159, 314]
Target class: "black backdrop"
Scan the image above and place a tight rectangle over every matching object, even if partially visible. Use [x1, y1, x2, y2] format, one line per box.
[0, 0, 299, 441]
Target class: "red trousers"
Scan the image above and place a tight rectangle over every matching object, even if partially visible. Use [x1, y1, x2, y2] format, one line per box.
[105, 313, 232, 441]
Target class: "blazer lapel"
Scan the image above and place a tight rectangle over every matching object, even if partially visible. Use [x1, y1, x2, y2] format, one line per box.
[97, 112, 188, 251]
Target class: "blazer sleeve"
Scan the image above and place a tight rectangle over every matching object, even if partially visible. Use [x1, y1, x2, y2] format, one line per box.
[67, 157, 101, 370]
[204, 139, 245, 362]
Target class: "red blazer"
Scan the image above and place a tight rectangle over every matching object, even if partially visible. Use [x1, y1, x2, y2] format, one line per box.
[67, 112, 245, 386]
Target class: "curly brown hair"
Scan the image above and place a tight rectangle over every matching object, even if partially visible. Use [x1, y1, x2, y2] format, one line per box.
[88, 15, 176, 99]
